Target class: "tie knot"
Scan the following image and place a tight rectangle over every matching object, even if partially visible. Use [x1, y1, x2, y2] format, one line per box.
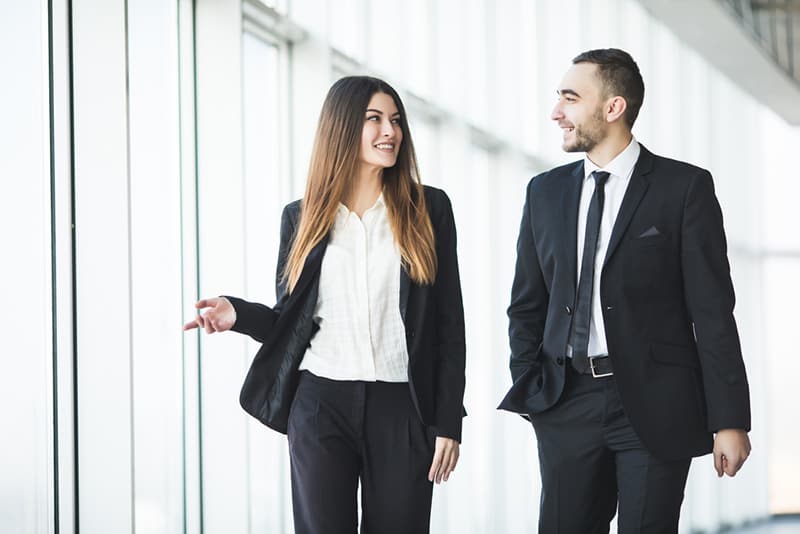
[592, 171, 610, 188]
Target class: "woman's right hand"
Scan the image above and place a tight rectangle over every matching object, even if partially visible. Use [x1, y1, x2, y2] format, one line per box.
[183, 297, 236, 334]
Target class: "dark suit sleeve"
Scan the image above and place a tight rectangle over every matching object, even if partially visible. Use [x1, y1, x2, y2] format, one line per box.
[681, 170, 750, 432]
[226, 203, 297, 343]
[507, 179, 548, 383]
[431, 190, 467, 442]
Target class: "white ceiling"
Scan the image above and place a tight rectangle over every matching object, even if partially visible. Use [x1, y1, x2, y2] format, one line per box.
[637, 0, 800, 124]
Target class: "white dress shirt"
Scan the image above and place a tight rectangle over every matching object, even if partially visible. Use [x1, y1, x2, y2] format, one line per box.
[298, 193, 409, 382]
[570, 137, 640, 358]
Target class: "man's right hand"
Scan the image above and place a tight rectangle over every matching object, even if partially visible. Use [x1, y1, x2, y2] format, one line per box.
[713, 428, 751, 477]
[183, 297, 236, 334]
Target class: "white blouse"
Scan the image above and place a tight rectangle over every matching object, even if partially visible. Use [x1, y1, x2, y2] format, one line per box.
[298, 194, 409, 382]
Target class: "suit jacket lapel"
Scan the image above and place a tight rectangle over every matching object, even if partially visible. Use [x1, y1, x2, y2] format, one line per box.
[291, 235, 329, 299]
[603, 147, 653, 266]
[562, 162, 585, 291]
[399, 266, 410, 322]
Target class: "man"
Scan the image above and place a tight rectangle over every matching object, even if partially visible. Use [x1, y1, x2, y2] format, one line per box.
[498, 48, 751, 532]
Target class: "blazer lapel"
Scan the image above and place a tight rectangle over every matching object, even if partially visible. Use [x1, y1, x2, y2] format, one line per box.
[290, 235, 329, 299]
[603, 147, 653, 266]
[399, 266, 410, 322]
[562, 162, 585, 291]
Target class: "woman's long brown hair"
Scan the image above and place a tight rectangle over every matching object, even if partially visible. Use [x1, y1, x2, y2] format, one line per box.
[283, 76, 436, 292]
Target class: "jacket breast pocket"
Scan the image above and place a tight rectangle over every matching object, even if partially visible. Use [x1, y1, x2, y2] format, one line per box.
[630, 231, 670, 249]
[622, 230, 679, 296]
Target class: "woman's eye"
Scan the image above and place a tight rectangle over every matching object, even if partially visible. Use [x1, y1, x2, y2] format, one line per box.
[367, 115, 380, 121]
[391, 118, 400, 125]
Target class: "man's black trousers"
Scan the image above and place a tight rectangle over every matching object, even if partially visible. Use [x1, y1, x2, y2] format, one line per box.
[531, 365, 692, 533]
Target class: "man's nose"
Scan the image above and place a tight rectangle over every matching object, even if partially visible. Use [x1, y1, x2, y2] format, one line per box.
[550, 103, 563, 121]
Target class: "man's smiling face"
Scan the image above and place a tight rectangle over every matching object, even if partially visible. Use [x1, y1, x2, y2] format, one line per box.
[550, 62, 608, 153]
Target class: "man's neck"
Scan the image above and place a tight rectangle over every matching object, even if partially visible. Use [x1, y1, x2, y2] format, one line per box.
[586, 132, 633, 168]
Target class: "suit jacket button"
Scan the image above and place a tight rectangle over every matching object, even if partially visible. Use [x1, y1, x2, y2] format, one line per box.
[606, 305, 614, 311]
[407, 329, 415, 338]
[565, 306, 572, 315]
[556, 357, 564, 365]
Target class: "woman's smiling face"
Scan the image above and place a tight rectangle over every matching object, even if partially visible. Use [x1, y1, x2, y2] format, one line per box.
[359, 91, 403, 171]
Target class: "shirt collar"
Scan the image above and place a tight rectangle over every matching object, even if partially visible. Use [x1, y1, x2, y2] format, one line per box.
[583, 137, 640, 181]
[336, 192, 386, 218]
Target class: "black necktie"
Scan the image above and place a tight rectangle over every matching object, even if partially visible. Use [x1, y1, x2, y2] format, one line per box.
[570, 171, 610, 373]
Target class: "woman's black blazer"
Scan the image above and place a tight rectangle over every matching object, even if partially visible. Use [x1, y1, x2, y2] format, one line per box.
[226, 185, 467, 442]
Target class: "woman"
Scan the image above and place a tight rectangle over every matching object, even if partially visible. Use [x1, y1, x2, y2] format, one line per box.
[184, 76, 466, 534]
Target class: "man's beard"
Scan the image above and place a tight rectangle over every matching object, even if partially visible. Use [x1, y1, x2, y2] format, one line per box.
[564, 107, 606, 153]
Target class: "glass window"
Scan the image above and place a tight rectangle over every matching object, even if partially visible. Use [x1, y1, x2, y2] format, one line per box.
[761, 110, 800, 251]
[406, 113, 440, 188]
[430, 144, 495, 532]
[366, 2, 404, 82]
[465, 0, 488, 128]
[72, 1, 137, 531]
[493, 0, 523, 141]
[194, 2, 250, 532]
[127, 1, 185, 532]
[0, 2, 54, 533]
[242, 31, 293, 533]
[764, 258, 800, 513]
[329, 0, 366, 61]
[405, 0, 434, 98]
[435, 0, 468, 116]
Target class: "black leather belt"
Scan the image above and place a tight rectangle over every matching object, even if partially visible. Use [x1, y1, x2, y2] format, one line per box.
[588, 355, 613, 378]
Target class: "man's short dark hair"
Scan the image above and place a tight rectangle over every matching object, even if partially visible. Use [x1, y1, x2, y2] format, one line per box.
[572, 48, 645, 128]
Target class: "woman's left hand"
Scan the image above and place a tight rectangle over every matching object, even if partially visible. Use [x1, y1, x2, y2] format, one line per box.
[428, 437, 460, 484]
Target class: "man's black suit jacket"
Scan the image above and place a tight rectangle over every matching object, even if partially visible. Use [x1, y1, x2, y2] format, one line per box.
[498, 145, 750, 460]
[227, 185, 467, 442]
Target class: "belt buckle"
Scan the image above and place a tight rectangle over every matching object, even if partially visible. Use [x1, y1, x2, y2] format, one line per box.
[590, 356, 613, 378]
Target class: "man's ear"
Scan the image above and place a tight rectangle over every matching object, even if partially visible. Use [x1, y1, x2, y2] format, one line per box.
[606, 96, 628, 124]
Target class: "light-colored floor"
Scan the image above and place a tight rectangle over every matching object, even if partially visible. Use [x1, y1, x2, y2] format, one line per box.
[728, 516, 800, 533]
